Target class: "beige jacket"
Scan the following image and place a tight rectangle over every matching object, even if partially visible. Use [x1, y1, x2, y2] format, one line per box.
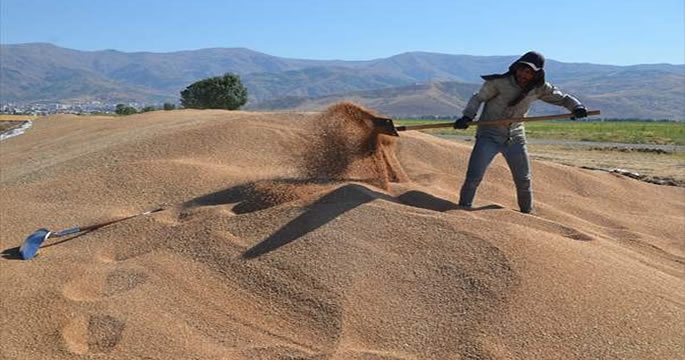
[463, 75, 582, 144]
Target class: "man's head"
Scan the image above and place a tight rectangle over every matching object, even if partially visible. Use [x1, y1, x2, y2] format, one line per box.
[509, 51, 545, 88]
[515, 51, 545, 72]
[515, 65, 537, 87]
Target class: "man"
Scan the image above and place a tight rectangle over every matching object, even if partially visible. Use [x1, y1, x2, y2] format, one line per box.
[454, 51, 587, 213]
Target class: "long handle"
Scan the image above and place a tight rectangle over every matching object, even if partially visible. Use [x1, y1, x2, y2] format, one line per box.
[52, 208, 164, 237]
[395, 110, 601, 131]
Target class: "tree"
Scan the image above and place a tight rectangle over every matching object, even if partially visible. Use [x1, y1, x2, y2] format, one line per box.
[115, 104, 138, 115]
[180, 73, 248, 110]
[163, 102, 176, 111]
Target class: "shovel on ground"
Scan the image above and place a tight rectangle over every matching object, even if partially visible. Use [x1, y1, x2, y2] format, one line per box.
[19, 207, 164, 260]
[371, 110, 601, 137]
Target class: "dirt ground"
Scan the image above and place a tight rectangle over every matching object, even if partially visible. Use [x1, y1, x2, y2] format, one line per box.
[528, 144, 685, 186]
[447, 136, 685, 187]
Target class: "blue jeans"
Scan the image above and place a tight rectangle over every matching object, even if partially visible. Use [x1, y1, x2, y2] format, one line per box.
[459, 137, 533, 212]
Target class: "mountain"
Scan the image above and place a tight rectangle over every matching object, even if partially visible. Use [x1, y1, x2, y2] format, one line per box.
[245, 81, 478, 118]
[1, 43, 346, 104]
[1, 43, 684, 119]
[248, 72, 684, 120]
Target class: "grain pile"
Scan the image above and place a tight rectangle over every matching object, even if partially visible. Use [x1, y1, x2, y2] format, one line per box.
[0, 104, 683, 359]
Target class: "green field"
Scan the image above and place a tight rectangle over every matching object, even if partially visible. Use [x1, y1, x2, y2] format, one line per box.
[395, 120, 685, 145]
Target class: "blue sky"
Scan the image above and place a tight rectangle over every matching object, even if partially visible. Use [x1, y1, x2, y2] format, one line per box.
[2, 0, 683, 65]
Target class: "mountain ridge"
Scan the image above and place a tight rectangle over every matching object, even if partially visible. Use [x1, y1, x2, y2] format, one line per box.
[1, 43, 683, 119]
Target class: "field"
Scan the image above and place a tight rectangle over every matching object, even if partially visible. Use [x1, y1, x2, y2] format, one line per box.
[397, 119, 685, 145]
[0, 115, 37, 121]
[396, 119, 685, 186]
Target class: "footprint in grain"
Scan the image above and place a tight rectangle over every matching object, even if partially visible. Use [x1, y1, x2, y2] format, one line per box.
[62, 268, 149, 301]
[528, 216, 595, 241]
[527, 215, 595, 241]
[60, 267, 137, 354]
[63, 314, 125, 355]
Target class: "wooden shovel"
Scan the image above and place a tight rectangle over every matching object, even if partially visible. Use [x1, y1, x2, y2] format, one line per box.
[19, 208, 164, 260]
[373, 110, 601, 137]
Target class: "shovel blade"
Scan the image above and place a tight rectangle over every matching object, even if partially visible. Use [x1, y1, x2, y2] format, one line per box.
[19, 229, 51, 260]
[371, 117, 399, 137]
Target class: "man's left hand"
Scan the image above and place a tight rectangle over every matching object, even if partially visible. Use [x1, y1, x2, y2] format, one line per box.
[453, 116, 471, 129]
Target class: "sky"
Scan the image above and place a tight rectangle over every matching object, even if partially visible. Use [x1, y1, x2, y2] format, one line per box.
[1, 0, 684, 66]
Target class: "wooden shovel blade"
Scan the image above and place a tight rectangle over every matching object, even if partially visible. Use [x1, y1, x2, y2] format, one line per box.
[371, 117, 400, 137]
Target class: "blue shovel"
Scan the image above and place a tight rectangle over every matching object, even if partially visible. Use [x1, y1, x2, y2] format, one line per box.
[19, 208, 164, 260]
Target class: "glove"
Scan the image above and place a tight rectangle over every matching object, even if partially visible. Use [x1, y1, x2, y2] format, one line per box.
[571, 106, 587, 120]
[453, 116, 471, 129]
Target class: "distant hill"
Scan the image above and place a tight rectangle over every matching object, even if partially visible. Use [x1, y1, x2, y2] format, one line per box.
[247, 73, 684, 120]
[245, 81, 478, 118]
[1, 43, 684, 119]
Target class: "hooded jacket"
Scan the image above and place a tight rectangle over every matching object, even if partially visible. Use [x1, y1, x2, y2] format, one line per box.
[462, 52, 582, 144]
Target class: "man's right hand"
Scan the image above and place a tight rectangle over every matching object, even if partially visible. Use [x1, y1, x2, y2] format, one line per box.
[453, 116, 471, 129]
[571, 105, 588, 120]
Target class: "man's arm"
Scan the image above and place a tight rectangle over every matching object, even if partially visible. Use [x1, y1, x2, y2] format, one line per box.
[537, 82, 583, 112]
[463, 80, 499, 119]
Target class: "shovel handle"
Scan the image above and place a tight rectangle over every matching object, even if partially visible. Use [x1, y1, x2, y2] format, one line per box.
[477, 110, 601, 126]
[396, 110, 600, 131]
[53, 208, 164, 237]
[52, 227, 82, 237]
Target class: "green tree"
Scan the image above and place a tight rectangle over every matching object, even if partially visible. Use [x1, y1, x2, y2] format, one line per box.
[163, 102, 176, 110]
[180, 73, 248, 110]
[141, 105, 156, 113]
[115, 104, 138, 115]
